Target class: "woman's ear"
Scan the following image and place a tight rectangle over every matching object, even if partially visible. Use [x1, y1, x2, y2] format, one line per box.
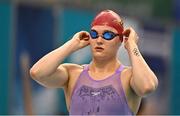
[119, 34, 123, 42]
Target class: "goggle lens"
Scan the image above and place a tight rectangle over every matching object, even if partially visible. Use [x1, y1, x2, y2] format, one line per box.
[90, 30, 119, 40]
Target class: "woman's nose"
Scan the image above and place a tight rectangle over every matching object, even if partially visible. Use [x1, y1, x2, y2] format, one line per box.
[96, 36, 103, 45]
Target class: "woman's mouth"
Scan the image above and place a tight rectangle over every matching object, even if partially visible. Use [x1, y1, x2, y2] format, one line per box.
[95, 47, 104, 52]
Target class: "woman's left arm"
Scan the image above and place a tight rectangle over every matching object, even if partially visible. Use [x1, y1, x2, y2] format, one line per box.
[123, 27, 158, 97]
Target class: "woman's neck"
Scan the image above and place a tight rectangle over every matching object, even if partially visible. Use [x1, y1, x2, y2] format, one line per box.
[89, 57, 121, 73]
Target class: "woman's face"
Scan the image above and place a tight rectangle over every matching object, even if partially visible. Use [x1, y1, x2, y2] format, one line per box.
[89, 25, 123, 60]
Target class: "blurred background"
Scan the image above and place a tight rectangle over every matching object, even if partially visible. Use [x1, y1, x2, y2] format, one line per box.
[0, 0, 179, 115]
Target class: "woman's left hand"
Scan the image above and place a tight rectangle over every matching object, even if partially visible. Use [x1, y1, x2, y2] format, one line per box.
[122, 27, 139, 50]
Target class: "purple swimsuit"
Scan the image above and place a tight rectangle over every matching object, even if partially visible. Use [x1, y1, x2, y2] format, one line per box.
[70, 65, 133, 115]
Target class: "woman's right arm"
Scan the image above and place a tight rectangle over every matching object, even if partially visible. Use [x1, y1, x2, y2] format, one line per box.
[30, 31, 90, 88]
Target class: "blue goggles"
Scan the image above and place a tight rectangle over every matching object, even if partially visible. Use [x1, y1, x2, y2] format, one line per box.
[90, 29, 120, 40]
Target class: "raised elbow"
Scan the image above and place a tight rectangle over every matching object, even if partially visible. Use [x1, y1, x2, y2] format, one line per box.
[139, 77, 158, 97]
[141, 84, 157, 97]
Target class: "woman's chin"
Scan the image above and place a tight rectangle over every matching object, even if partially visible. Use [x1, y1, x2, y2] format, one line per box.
[93, 53, 107, 60]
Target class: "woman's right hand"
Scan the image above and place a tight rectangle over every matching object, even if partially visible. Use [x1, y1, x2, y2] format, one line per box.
[71, 31, 90, 50]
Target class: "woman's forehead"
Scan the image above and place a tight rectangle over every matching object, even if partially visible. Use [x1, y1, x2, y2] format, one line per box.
[91, 25, 118, 33]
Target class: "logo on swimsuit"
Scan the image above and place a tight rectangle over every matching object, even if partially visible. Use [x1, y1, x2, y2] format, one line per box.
[91, 91, 101, 96]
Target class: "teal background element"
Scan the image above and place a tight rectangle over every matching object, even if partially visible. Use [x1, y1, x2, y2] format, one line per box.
[171, 26, 180, 114]
[0, 3, 11, 114]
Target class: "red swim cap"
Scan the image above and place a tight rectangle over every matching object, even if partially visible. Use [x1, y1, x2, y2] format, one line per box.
[91, 10, 124, 34]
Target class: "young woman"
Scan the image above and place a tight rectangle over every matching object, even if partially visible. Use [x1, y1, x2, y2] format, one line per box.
[30, 10, 158, 115]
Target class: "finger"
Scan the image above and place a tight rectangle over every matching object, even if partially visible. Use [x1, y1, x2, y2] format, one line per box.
[122, 29, 130, 37]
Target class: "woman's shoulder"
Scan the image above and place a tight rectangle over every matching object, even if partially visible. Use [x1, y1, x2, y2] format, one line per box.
[61, 63, 89, 72]
[61, 63, 83, 69]
[121, 65, 132, 79]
